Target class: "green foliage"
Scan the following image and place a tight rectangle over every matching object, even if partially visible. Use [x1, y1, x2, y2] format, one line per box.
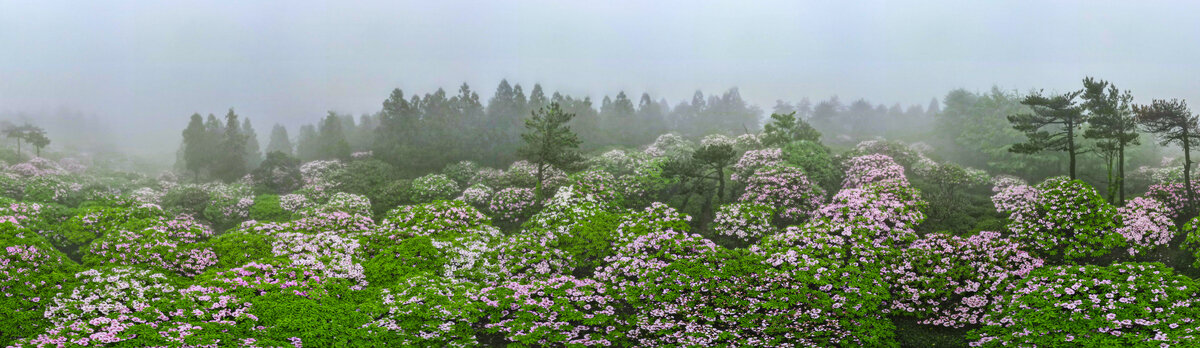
[1006, 177, 1123, 263]
[365, 275, 482, 347]
[782, 140, 842, 194]
[0, 222, 81, 346]
[205, 230, 276, 271]
[47, 205, 168, 257]
[969, 263, 1200, 347]
[252, 151, 302, 194]
[161, 185, 211, 216]
[363, 236, 446, 286]
[762, 111, 821, 146]
[248, 194, 293, 222]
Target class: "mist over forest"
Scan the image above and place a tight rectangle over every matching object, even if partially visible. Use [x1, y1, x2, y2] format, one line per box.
[4, 1, 1200, 347]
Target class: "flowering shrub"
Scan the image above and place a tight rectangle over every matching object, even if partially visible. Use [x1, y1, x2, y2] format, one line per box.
[48, 204, 169, 255]
[299, 160, 344, 200]
[565, 169, 625, 205]
[0, 223, 81, 345]
[731, 148, 783, 182]
[487, 231, 575, 283]
[469, 167, 506, 188]
[739, 165, 825, 223]
[476, 277, 627, 346]
[411, 173, 460, 203]
[503, 160, 568, 191]
[82, 223, 217, 277]
[734, 133, 763, 151]
[990, 176, 1036, 214]
[613, 202, 692, 245]
[969, 263, 1200, 347]
[366, 274, 481, 347]
[377, 200, 492, 240]
[271, 231, 368, 289]
[309, 192, 372, 216]
[1145, 179, 1200, 220]
[604, 238, 896, 346]
[519, 186, 624, 272]
[457, 183, 493, 208]
[882, 231, 1044, 328]
[842, 154, 909, 188]
[810, 181, 927, 250]
[279, 193, 313, 213]
[489, 187, 538, 224]
[8, 157, 66, 177]
[441, 160, 481, 186]
[20, 267, 254, 347]
[201, 183, 255, 229]
[1115, 197, 1174, 256]
[196, 261, 375, 346]
[644, 133, 694, 159]
[712, 202, 775, 243]
[1004, 177, 1123, 262]
[848, 139, 922, 168]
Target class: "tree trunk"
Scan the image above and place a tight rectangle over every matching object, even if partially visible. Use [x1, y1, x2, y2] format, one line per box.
[716, 167, 726, 204]
[1105, 157, 1115, 203]
[1117, 145, 1126, 205]
[1067, 126, 1076, 180]
[535, 161, 545, 199]
[1185, 133, 1195, 216]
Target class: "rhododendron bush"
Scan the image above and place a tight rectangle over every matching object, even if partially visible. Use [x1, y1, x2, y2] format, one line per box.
[969, 263, 1200, 347]
[1002, 176, 1124, 262]
[9, 140, 1200, 347]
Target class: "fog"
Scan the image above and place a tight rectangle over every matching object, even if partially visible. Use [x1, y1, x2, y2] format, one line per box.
[2, 0, 1199, 158]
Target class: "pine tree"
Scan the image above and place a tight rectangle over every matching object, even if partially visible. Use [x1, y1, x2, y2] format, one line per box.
[1081, 77, 1138, 204]
[181, 113, 210, 181]
[318, 111, 351, 160]
[265, 124, 293, 156]
[216, 109, 248, 182]
[297, 124, 319, 161]
[1007, 90, 1087, 179]
[242, 117, 262, 169]
[519, 102, 583, 198]
[1135, 99, 1198, 216]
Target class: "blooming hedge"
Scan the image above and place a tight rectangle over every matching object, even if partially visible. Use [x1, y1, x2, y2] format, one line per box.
[882, 231, 1044, 328]
[739, 164, 825, 224]
[1004, 177, 1124, 262]
[712, 202, 775, 244]
[970, 263, 1200, 347]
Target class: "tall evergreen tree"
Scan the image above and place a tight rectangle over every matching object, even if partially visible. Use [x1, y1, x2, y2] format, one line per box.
[297, 124, 319, 162]
[761, 112, 821, 146]
[1135, 99, 1198, 216]
[241, 117, 262, 169]
[216, 109, 248, 182]
[265, 124, 293, 156]
[318, 111, 351, 160]
[1081, 77, 1138, 204]
[518, 102, 583, 198]
[26, 127, 49, 157]
[181, 113, 211, 181]
[375, 88, 418, 166]
[1007, 90, 1087, 179]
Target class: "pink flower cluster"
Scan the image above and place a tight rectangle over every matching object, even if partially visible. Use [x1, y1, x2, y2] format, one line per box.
[475, 276, 624, 346]
[488, 187, 538, 223]
[1116, 197, 1174, 256]
[739, 165, 826, 222]
[1145, 179, 1200, 220]
[842, 154, 909, 189]
[882, 231, 1044, 328]
[712, 203, 775, 243]
[731, 148, 783, 182]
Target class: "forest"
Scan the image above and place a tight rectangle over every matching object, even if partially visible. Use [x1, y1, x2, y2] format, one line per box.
[3, 73, 1200, 347]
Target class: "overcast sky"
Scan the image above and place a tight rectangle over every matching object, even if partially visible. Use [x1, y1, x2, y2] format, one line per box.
[2, 0, 1198, 151]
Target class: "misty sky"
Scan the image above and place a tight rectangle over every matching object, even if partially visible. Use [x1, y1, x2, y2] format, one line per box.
[2, 0, 1199, 152]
